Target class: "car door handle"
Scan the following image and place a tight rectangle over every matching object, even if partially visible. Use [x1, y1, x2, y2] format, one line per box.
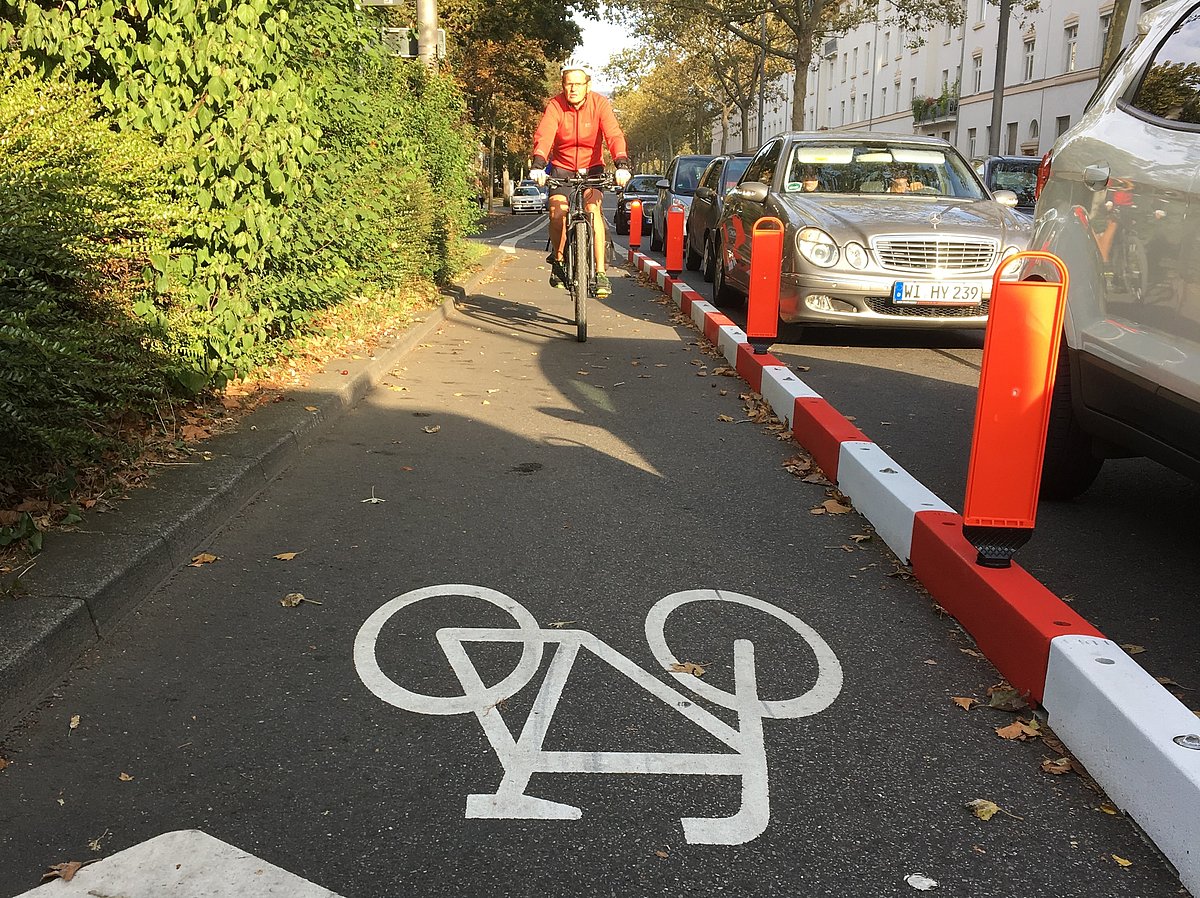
[1083, 163, 1110, 191]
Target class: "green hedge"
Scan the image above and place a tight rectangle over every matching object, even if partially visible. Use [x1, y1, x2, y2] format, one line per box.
[0, 0, 480, 504]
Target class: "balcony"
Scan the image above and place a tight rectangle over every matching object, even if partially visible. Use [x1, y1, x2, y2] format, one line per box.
[912, 94, 959, 124]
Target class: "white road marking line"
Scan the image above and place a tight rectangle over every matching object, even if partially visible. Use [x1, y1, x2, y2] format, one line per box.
[354, 584, 843, 844]
[496, 216, 548, 253]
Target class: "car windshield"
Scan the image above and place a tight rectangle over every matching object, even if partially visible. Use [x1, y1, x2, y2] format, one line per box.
[781, 143, 986, 200]
[723, 157, 752, 192]
[988, 160, 1038, 205]
[671, 158, 710, 196]
[627, 175, 660, 193]
[514, 187, 540, 196]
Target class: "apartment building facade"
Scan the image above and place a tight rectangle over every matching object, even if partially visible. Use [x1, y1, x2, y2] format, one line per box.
[718, 0, 1155, 161]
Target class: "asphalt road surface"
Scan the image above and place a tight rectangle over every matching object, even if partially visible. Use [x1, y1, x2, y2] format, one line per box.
[0, 206, 1190, 897]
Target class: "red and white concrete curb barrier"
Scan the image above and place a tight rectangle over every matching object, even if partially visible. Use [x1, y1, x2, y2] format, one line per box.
[629, 248, 1200, 894]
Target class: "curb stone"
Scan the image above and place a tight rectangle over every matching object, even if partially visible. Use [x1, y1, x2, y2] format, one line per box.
[626, 247, 1199, 895]
[0, 249, 506, 737]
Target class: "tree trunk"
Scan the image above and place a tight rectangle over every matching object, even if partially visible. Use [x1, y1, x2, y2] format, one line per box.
[720, 104, 730, 154]
[791, 46, 813, 131]
[487, 130, 496, 214]
[739, 101, 752, 153]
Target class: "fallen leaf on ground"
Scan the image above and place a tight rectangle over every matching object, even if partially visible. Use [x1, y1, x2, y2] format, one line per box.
[654, 850, 669, 859]
[41, 861, 89, 882]
[952, 697, 977, 711]
[1154, 676, 1188, 689]
[180, 424, 210, 442]
[822, 499, 853, 514]
[548, 621, 577, 629]
[851, 533, 871, 543]
[118, 772, 133, 782]
[189, 553, 218, 566]
[960, 648, 984, 659]
[422, 425, 441, 434]
[1041, 757, 1072, 775]
[0, 757, 9, 771]
[1120, 644, 1146, 655]
[904, 873, 938, 890]
[1099, 804, 1119, 815]
[987, 684, 1028, 711]
[304, 406, 318, 412]
[966, 798, 1001, 821]
[1112, 855, 1132, 867]
[717, 414, 735, 423]
[995, 719, 1041, 741]
[280, 593, 323, 607]
[69, 715, 80, 730]
[669, 662, 706, 677]
[273, 552, 300, 561]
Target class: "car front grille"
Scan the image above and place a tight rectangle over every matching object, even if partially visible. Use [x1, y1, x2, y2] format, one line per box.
[864, 296, 990, 318]
[873, 237, 998, 272]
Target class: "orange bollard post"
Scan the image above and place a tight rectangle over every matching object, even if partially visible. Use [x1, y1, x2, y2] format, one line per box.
[746, 217, 784, 354]
[963, 252, 1070, 567]
[665, 202, 685, 274]
[629, 199, 643, 252]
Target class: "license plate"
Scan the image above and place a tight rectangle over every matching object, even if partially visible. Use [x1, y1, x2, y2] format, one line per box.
[892, 281, 982, 305]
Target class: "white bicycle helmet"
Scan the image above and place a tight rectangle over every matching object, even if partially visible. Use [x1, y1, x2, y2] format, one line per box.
[561, 59, 592, 81]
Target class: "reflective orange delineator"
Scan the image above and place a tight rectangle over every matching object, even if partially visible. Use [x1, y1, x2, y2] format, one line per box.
[746, 217, 784, 353]
[629, 199, 643, 250]
[665, 202, 685, 273]
[963, 251, 1070, 568]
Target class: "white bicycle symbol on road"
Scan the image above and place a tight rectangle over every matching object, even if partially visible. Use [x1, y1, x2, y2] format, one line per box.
[354, 584, 843, 845]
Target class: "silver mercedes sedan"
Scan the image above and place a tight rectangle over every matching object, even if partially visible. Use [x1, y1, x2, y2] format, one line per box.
[713, 132, 1031, 329]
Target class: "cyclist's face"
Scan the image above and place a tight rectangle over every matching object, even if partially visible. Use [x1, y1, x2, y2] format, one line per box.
[562, 73, 589, 107]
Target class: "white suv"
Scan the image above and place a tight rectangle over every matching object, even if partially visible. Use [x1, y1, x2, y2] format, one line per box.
[1031, 0, 1200, 498]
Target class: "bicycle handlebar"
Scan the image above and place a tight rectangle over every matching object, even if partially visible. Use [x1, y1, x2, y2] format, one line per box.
[544, 174, 618, 190]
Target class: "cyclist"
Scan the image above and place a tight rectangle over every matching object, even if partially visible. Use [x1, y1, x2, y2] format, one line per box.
[531, 62, 632, 297]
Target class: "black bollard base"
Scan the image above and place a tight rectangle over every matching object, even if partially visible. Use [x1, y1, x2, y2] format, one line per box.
[962, 524, 1033, 569]
[750, 341, 773, 355]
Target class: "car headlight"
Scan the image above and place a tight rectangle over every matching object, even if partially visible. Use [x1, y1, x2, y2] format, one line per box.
[843, 241, 869, 270]
[999, 245, 1022, 278]
[797, 228, 839, 268]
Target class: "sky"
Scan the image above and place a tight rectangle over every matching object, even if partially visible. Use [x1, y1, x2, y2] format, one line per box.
[572, 8, 638, 94]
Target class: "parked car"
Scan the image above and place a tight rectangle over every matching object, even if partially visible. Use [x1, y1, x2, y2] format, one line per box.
[685, 153, 754, 281]
[510, 185, 547, 215]
[614, 174, 661, 236]
[650, 154, 715, 251]
[1027, 0, 1200, 498]
[712, 131, 1030, 331]
[974, 155, 1039, 217]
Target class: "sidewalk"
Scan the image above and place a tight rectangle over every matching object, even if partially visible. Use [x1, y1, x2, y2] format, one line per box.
[0, 253, 505, 736]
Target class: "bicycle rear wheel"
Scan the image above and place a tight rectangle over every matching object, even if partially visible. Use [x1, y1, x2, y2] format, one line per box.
[571, 219, 591, 342]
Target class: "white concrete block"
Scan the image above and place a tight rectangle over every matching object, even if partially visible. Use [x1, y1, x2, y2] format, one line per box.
[835, 441, 955, 563]
[1044, 636, 1200, 896]
[717, 325, 748, 364]
[758, 366, 821, 429]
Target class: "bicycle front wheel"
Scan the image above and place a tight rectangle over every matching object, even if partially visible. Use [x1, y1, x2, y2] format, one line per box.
[571, 219, 591, 342]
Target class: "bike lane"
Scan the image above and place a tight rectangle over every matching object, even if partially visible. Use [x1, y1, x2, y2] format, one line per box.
[0, 233, 1184, 896]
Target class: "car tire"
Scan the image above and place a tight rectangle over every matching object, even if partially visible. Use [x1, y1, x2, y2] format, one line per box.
[712, 239, 743, 309]
[685, 230, 703, 271]
[650, 218, 663, 252]
[701, 233, 716, 283]
[615, 213, 628, 236]
[1039, 346, 1104, 500]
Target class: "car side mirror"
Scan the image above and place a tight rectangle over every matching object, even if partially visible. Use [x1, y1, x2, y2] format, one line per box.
[656, 179, 670, 190]
[694, 186, 716, 200]
[992, 189, 1019, 208]
[736, 181, 769, 203]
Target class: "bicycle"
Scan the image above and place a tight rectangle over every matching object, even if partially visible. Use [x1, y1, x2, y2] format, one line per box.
[546, 172, 616, 343]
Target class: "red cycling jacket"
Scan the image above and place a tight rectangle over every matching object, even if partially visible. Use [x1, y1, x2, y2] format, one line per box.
[531, 91, 629, 172]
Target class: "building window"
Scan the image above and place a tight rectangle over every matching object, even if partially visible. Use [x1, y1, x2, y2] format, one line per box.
[1006, 121, 1018, 153]
[842, 53, 848, 80]
[944, 20, 953, 42]
[976, 0, 986, 22]
[955, 64, 961, 88]
[865, 42, 871, 72]
[881, 86, 887, 112]
[853, 47, 859, 75]
[850, 93, 857, 120]
[1064, 24, 1079, 72]
[941, 68, 950, 90]
[968, 127, 977, 158]
[973, 54, 983, 93]
[1029, 119, 1039, 141]
[910, 77, 917, 100]
[1024, 38, 1036, 81]
[883, 32, 890, 60]
[840, 100, 845, 124]
[1055, 114, 1071, 137]
[862, 92, 868, 117]
[1099, 12, 1113, 63]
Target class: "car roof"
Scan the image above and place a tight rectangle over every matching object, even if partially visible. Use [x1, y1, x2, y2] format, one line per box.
[774, 130, 955, 147]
